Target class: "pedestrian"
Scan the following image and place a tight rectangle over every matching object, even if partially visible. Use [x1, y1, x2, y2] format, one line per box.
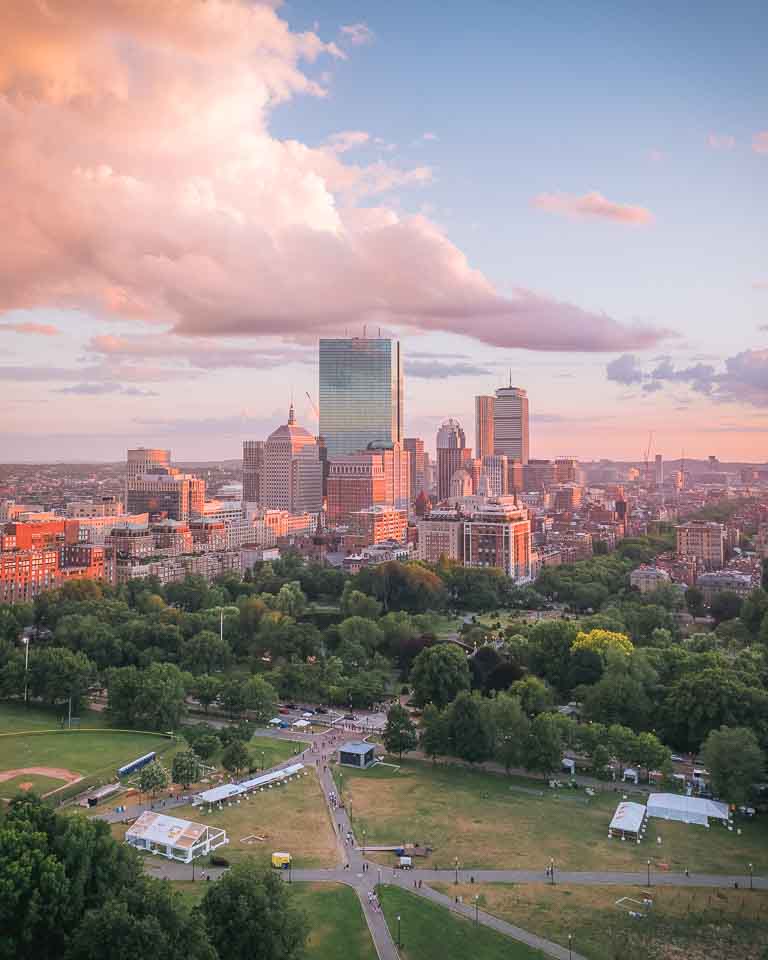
[685, 868, 689, 878]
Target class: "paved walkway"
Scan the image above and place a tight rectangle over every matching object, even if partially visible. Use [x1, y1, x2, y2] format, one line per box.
[137, 728, 768, 960]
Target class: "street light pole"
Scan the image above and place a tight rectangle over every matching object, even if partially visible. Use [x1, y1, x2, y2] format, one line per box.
[550, 857, 555, 886]
[474, 895, 479, 925]
[568, 934, 573, 960]
[362, 829, 366, 856]
[749, 863, 753, 891]
[647, 859, 652, 888]
[22, 636, 30, 704]
[454, 857, 459, 884]
[396, 914, 401, 948]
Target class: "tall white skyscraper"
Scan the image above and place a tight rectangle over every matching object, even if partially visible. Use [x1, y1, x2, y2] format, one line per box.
[494, 386, 529, 464]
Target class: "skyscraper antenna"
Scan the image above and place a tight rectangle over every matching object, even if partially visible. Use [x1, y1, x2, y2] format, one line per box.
[509, 369, 512, 388]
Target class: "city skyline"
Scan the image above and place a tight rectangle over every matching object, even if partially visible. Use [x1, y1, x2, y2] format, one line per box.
[1, 1, 767, 462]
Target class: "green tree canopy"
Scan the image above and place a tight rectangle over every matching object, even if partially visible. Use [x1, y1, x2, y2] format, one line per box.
[410, 643, 470, 708]
[701, 726, 765, 804]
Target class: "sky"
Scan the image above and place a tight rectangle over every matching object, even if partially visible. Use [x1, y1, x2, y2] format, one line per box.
[0, 0, 766, 462]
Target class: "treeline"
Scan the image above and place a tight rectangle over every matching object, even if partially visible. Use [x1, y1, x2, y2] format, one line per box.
[0, 794, 307, 960]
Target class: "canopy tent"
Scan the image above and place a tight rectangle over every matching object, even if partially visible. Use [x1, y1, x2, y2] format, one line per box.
[609, 801, 646, 840]
[193, 763, 304, 806]
[647, 793, 729, 827]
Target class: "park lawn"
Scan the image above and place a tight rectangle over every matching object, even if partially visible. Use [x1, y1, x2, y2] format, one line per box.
[434, 882, 768, 960]
[336, 759, 768, 874]
[247, 734, 306, 770]
[167, 769, 338, 869]
[377, 885, 547, 960]
[0, 773, 69, 797]
[0, 729, 172, 778]
[0, 700, 107, 732]
[170, 881, 377, 960]
[290, 883, 377, 960]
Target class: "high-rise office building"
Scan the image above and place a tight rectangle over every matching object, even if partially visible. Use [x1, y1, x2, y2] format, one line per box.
[475, 396, 495, 460]
[494, 386, 529, 464]
[319, 337, 403, 458]
[480, 455, 509, 497]
[242, 440, 264, 504]
[404, 437, 426, 499]
[262, 404, 323, 515]
[127, 448, 171, 482]
[436, 419, 471, 500]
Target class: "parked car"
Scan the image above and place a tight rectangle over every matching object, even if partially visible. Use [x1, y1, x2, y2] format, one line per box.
[315, 706, 328, 715]
[343, 713, 356, 721]
[286, 703, 298, 710]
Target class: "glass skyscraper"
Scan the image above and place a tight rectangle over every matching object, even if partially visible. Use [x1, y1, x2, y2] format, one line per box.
[319, 338, 403, 459]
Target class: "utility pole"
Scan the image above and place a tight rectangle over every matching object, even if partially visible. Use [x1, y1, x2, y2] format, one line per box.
[23, 636, 30, 704]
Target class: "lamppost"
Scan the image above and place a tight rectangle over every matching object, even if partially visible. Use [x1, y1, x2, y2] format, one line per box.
[396, 914, 402, 948]
[378, 867, 382, 886]
[289, 859, 292, 884]
[749, 863, 753, 891]
[647, 859, 652, 888]
[22, 636, 30, 704]
[568, 934, 573, 960]
[474, 895, 479, 925]
[261, 751, 265, 772]
[550, 857, 555, 886]
[362, 829, 366, 856]
[454, 857, 459, 884]
[192, 858, 196, 882]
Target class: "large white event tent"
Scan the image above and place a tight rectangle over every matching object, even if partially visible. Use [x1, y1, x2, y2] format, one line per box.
[193, 763, 304, 806]
[647, 793, 730, 827]
[608, 801, 646, 840]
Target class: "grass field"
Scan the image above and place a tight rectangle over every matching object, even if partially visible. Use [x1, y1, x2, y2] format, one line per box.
[0, 773, 68, 796]
[335, 760, 768, 874]
[291, 883, 376, 960]
[434, 882, 768, 960]
[0, 729, 171, 779]
[377, 885, 547, 959]
[172, 881, 376, 960]
[136, 769, 338, 869]
[246, 735, 307, 770]
[0, 700, 108, 732]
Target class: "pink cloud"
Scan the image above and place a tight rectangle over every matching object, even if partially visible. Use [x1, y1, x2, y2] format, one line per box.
[0, 1, 670, 354]
[533, 191, 654, 225]
[0, 321, 60, 335]
[707, 133, 735, 150]
[326, 130, 370, 153]
[753, 132, 768, 154]
[340, 23, 374, 46]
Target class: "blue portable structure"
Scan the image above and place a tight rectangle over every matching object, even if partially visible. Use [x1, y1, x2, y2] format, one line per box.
[118, 751, 157, 778]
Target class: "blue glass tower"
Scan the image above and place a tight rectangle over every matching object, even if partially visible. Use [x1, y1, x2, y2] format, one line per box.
[319, 338, 403, 459]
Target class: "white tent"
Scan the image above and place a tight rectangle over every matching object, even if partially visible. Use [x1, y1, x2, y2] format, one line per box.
[292, 718, 311, 728]
[647, 793, 729, 827]
[609, 801, 646, 839]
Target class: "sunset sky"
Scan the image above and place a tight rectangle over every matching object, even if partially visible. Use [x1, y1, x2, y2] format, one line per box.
[1, 0, 766, 462]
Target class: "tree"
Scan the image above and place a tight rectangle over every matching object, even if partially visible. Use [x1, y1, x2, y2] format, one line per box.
[171, 750, 201, 788]
[382, 704, 417, 759]
[572, 629, 634, 661]
[523, 713, 562, 778]
[193, 674, 221, 713]
[566, 647, 604, 690]
[200, 860, 307, 960]
[273, 581, 307, 619]
[242, 675, 278, 723]
[684, 586, 705, 617]
[709, 591, 743, 625]
[420, 704, 450, 762]
[180, 630, 231, 675]
[410, 643, 470, 708]
[221, 740, 249, 776]
[701, 726, 765, 804]
[67, 879, 215, 960]
[138, 761, 169, 797]
[192, 735, 220, 761]
[741, 589, 768, 636]
[490, 693, 529, 772]
[28, 646, 94, 708]
[337, 616, 384, 654]
[528, 621, 578, 694]
[446, 691, 494, 764]
[340, 584, 382, 620]
[510, 675, 553, 716]
[634, 732, 670, 779]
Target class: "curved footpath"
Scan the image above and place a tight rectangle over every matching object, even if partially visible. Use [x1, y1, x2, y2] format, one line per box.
[142, 732, 767, 960]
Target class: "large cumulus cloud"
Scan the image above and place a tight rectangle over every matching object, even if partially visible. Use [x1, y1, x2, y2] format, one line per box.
[0, 0, 669, 352]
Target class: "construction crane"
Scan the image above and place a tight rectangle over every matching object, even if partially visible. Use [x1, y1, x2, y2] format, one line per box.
[642, 431, 654, 486]
[305, 392, 320, 421]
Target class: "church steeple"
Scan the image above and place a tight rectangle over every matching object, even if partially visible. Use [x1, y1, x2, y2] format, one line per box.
[288, 400, 295, 425]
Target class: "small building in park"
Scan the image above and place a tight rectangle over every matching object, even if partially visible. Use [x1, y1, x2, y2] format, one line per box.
[125, 811, 228, 863]
[338, 741, 376, 769]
